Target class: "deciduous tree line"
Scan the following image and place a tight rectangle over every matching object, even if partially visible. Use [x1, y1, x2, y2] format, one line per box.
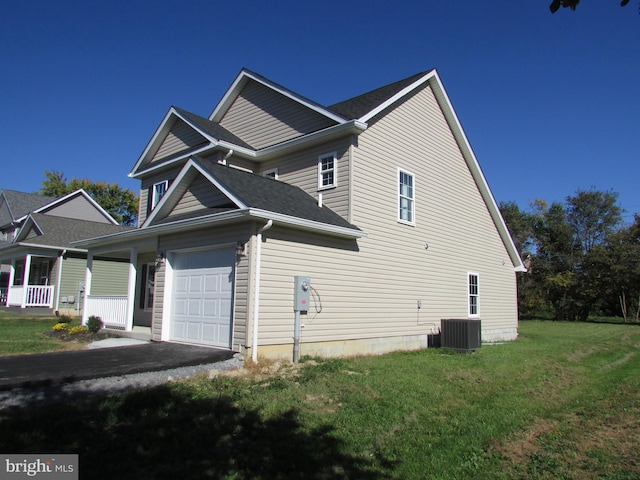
[500, 189, 640, 322]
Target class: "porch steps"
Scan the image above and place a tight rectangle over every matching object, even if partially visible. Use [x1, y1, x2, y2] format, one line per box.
[105, 326, 152, 341]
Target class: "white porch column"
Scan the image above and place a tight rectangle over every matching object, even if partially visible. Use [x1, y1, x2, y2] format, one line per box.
[82, 253, 93, 324]
[6, 260, 16, 306]
[54, 254, 64, 312]
[125, 247, 137, 331]
[22, 254, 32, 308]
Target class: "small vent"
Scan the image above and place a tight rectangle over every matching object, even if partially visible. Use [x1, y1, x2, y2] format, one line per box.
[441, 319, 481, 352]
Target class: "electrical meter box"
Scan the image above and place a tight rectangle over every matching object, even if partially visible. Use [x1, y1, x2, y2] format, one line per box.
[294, 276, 311, 312]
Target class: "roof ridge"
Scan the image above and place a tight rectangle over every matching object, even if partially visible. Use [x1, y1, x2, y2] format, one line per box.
[327, 69, 434, 120]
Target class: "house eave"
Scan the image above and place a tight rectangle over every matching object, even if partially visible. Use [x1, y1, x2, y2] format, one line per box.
[129, 120, 367, 180]
[248, 208, 367, 239]
[73, 207, 365, 251]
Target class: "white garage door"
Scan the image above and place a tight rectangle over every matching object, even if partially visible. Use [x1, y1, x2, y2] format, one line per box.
[170, 248, 234, 347]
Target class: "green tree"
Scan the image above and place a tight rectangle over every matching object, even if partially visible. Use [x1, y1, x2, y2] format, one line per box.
[40, 170, 138, 226]
[549, 0, 631, 13]
[566, 188, 623, 254]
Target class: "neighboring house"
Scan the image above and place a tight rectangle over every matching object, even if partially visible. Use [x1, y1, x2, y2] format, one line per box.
[0, 189, 132, 315]
[75, 68, 525, 359]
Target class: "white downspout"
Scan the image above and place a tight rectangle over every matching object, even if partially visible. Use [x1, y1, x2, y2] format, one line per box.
[251, 219, 273, 363]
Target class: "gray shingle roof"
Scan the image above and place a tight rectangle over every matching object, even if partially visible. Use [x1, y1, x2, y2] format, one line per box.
[195, 160, 361, 232]
[13, 213, 134, 249]
[0, 190, 56, 224]
[327, 70, 433, 120]
[173, 107, 255, 150]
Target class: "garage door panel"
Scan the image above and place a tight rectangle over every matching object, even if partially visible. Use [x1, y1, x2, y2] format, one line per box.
[203, 299, 219, 317]
[170, 249, 234, 348]
[174, 276, 189, 294]
[189, 275, 204, 293]
[187, 299, 202, 316]
[204, 275, 220, 293]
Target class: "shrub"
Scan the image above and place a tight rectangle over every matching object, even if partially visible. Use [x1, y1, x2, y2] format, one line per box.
[53, 322, 70, 332]
[87, 316, 103, 333]
[57, 314, 73, 324]
[69, 326, 88, 335]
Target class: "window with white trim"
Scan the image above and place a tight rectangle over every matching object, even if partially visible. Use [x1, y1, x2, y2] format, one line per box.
[263, 168, 279, 180]
[318, 152, 337, 190]
[468, 273, 479, 317]
[151, 181, 168, 210]
[398, 168, 415, 225]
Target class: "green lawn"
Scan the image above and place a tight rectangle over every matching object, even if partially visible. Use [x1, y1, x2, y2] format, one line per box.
[1, 320, 639, 479]
[0, 311, 85, 356]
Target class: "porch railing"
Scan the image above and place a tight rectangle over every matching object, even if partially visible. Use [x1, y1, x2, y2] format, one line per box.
[6, 286, 54, 307]
[84, 295, 128, 330]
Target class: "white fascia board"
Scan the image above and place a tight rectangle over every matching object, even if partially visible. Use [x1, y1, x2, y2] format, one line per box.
[141, 157, 248, 228]
[209, 70, 250, 122]
[172, 108, 220, 145]
[74, 210, 252, 249]
[254, 120, 367, 161]
[129, 107, 179, 177]
[16, 243, 85, 254]
[426, 72, 525, 272]
[210, 69, 348, 125]
[188, 158, 248, 209]
[358, 70, 437, 123]
[14, 215, 40, 242]
[129, 144, 215, 179]
[15, 189, 117, 226]
[248, 208, 367, 239]
[38, 189, 119, 225]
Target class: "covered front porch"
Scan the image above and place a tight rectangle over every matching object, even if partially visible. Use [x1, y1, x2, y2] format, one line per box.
[81, 239, 158, 332]
[2, 253, 57, 309]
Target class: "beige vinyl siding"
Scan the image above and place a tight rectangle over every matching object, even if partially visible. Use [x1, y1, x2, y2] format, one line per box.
[154, 224, 253, 347]
[152, 119, 208, 163]
[138, 166, 183, 225]
[44, 195, 112, 223]
[352, 83, 517, 335]
[219, 80, 336, 149]
[168, 174, 233, 218]
[258, 137, 353, 220]
[256, 84, 517, 347]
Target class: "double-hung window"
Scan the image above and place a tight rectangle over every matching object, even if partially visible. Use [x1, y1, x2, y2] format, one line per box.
[152, 180, 168, 210]
[318, 152, 337, 190]
[398, 168, 415, 225]
[468, 273, 479, 317]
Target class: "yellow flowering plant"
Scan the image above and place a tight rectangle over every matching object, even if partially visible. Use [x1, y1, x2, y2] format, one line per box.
[68, 326, 88, 335]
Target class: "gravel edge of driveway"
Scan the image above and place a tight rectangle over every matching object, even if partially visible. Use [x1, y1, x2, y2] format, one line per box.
[0, 356, 244, 411]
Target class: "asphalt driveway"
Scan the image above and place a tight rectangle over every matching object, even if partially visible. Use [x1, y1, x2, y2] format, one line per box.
[0, 342, 236, 390]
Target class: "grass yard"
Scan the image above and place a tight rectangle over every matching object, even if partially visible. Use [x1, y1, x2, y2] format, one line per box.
[0, 311, 88, 356]
[1, 320, 639, 479]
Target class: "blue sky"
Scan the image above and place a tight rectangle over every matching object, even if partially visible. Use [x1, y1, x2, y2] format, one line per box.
[2, 1, 639, 221]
